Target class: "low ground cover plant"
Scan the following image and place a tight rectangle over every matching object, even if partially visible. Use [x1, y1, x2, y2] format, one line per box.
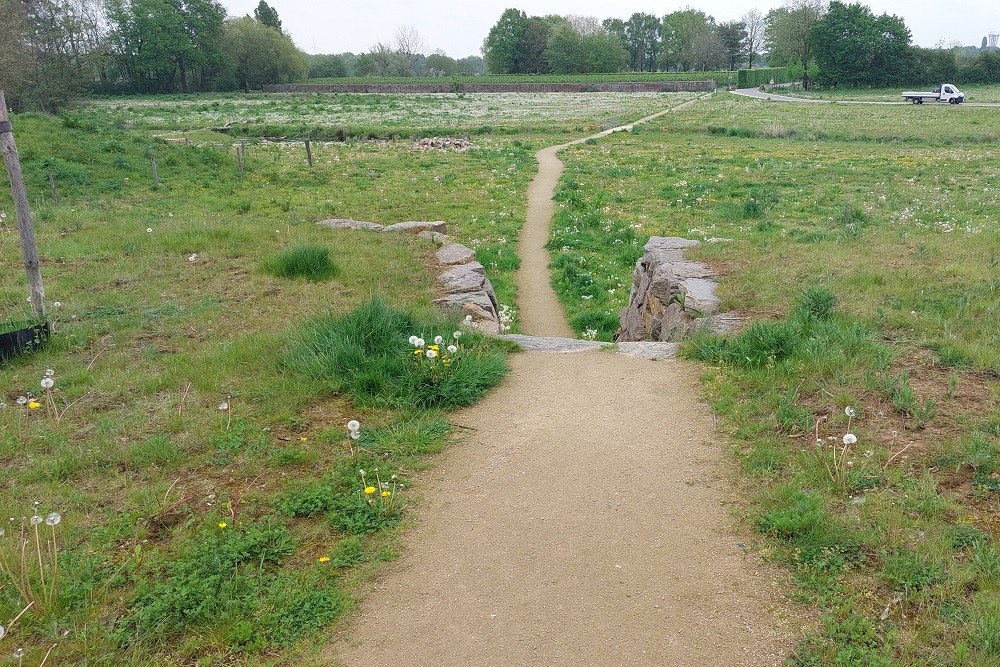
[262, 243, 340, 281]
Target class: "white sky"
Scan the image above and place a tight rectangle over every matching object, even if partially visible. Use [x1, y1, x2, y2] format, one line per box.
[220, 0, 999, 57]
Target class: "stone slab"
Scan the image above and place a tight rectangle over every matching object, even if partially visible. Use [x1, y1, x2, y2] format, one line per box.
[680, 278, 721, 316]
[645, 236, 702, 252]
[436, 243, 477, 266]
[382, 221, 448, 235]
[316, 219, 385, 231]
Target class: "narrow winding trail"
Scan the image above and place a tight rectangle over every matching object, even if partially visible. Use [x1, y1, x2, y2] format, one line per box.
[332, 99, 794, 666]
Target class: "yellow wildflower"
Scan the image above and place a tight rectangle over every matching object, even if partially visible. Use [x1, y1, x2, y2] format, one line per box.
[413, 349, 423, 356]
[381, 490, 391, 498]
[300, 436, 308, 442]
[28, 401, 41, 410]
[364, 486, 376, 495]
[218, 522, 227, 529]
[319, 556, 331, 563]
[429, 344, 440, 351]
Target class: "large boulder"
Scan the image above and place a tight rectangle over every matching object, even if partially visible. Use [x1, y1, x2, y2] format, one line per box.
[615, 237, 732, 342]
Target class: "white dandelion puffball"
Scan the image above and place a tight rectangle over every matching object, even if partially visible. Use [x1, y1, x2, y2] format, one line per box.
[464, 314, 472, 322]
[44, 369, 55, 377]
[453, 331, 462, 339]
[188, 254, 197, 262]
[426, 349, 438, 359]
[41, 377, 54, 389]
[843, 433, 858, 445]
[845, 406, 857, 417]
[218, 402, 229, 411]
[434, 335, 443, 345]
[16, 396, 27, 405]
[447, 345, 457, 354]
[347, 420, 360, 432]
[408, 335, 419, 346]
[45, 512, 61, 526]
[350, 431, 361, 440]
[30, 515, 43, 526]
[415, 338, 425, 348]
[146, 228, 152, 233]
[53, 302, 61, 308]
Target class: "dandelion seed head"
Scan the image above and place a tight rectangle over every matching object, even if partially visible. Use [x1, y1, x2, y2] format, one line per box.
[41, 377, 54, 389]
[453, 330, 463, 339]
[434, 335, 443, 345]
[218, 402, 229, 411]
[45, 512, 61, 526]
[347, 420, 360, 432]
[426, 349, 437, 359]
[146, 228, 152, 233]
[53, 301, 61, 308]
[447, 344, 457, 354]
[845, 406, 857, 418]
[16, 396, 27, 405]
[30, 515, 42, 526]
[843, 433, 858, 445]
[408, 335, 418, 346]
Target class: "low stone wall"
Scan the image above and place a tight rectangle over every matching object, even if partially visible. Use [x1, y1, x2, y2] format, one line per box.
[316, 218, 502, 334]
[263, 81, 716, 94]
[615, 237, 738, 343]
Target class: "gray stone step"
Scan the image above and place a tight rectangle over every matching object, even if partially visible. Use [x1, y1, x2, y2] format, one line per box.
[502, 335, 678, 360]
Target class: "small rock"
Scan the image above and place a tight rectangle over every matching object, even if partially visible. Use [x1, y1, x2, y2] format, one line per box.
[439, 262, 487, 294]
[680, 278, 721, 316]
[418, 231, 450, 246]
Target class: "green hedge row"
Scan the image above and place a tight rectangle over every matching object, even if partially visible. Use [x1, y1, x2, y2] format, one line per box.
[737, 67, 790, 88]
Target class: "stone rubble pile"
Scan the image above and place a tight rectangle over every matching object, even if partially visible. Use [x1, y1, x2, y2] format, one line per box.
[316, 218, 502, 334]
[615, 237, 739, 342]
[415, 136, 471, 151]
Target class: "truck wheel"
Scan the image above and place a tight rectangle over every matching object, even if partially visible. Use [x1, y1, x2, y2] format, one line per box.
[950, 98, 958, 105]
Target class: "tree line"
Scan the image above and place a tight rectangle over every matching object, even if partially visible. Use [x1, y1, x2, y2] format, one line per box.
[1, 0, 307, 111]
[483, 2, 1000, 89]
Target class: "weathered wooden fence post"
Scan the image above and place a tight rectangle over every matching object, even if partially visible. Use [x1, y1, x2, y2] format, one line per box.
[0, 90, 46, 318]
[48, 171, 59, 204]
[150, 156, 159, 189]
[236, 143, 245, 175]
[305, 139, 313, 167]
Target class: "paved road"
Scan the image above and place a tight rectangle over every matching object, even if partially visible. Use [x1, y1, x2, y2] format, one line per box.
[732, 87, 1000, 107]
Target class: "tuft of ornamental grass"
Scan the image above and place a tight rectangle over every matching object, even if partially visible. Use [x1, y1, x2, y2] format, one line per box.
[287, 297, 509, 409]
[263, 244, 339, 281]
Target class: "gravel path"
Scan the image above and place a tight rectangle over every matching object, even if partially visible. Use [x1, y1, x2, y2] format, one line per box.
[330, 98, 795, 666]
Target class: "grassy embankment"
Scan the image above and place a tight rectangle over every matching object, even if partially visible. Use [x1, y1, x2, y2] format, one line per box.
[0, 91, 698, 664]
[548, 90, 1000, 665]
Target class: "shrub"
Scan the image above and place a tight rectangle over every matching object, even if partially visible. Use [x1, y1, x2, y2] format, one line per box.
[287, 298, 508, 409]
[263, 244, 339, 281]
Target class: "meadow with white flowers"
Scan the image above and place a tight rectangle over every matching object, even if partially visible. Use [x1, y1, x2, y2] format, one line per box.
[2, 88, 1000, 665]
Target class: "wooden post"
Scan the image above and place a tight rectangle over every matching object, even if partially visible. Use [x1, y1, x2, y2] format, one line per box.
[48, 171, 59, 203]
[305, 139, 313, 167]
[0, 90, 46, 318]
[236, 143, 245, 175]
[150, 156, 159, 189]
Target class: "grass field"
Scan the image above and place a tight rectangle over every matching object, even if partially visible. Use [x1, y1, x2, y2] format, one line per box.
[0, 90, 606, 664]
[82, 91, 699, 140]
[551, 90, 1000, 665]
[3, 86, 1000, 665]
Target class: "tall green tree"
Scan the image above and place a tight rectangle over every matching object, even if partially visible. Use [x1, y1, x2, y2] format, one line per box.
[546, 17, 625, 74]
[220, 16, 307, 91]
[660, 9, 716, 71]
[810, 2, 911, 87]
[482, 8, 529, 74]
[625, 13, 663, 72]
[253, 0, 281, 30]
[105, 0, 226, 93]
[765, 0, 827, 88]
[517, 17, 554, 73]
[717, 20, 747, 71]
[742, 9, 765, 68]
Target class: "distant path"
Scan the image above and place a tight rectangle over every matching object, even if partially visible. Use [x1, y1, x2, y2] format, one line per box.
[516, 97, 706, 336]
[732, 87, 1000, 107]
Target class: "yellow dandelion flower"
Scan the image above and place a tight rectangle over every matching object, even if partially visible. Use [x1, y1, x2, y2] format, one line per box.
[413, 349, 423, 356]
[300, 436, 308, 442]
[428, 344, 440, 351]
[218, 522, 227, 529]
[319, 556, 331, 563]
[364, 486, 376, 495]
[28, 401, 41, 410]
[381, 490, 392, 498]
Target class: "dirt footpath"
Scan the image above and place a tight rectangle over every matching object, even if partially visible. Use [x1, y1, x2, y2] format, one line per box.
[331, 352, 794, 666]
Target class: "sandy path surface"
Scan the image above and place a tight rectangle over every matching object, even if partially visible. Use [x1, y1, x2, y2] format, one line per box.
[332, 353, 792, 666]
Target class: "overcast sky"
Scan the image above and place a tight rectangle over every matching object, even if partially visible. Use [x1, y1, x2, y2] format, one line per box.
[220, 0, 999, 57]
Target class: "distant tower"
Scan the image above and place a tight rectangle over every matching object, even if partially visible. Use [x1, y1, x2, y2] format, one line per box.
[990, 32, 999, 48]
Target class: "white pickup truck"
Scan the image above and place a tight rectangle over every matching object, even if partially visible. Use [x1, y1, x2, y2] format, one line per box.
[901, 84, 966, 104]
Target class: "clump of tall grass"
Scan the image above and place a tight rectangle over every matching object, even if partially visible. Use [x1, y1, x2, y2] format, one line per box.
[263, 244, 339, 281]
[287, 298, 508, 409]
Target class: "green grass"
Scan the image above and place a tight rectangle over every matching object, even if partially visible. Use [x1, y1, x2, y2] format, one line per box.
[263, 243, 340, 281]
[779, 83, 1000, 103]
[547, 92, 1000, 665]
